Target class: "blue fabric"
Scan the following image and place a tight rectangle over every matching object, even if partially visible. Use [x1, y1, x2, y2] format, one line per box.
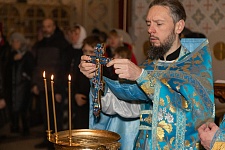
[135, 39, 214, 150]
[103, 78, 149, 101]
[180, 38, 207, 52]
[89, 90, 140, 150]
[89, 88, 144, 150]
[89, 38, 214, 150]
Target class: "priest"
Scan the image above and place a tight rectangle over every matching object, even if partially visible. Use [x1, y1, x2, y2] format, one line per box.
[79, 0, 214, 149]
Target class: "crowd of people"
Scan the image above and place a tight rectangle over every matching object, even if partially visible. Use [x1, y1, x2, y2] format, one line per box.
[0, 17, 137, 149]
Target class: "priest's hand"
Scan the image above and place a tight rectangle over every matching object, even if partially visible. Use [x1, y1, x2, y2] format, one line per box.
[198, 122, 219, 150]
[106, 59, 142, 81]
[79, 55, 97, 79]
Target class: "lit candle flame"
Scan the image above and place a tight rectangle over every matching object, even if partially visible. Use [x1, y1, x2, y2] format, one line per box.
[43, 71, 46, 78]
[51, 75, 54, 80]
[68, 74, 71, 81]
[68, 74, 72, 142]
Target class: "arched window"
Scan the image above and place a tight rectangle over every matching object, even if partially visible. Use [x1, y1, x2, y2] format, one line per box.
[24, 6, 45, 42]
[0, 3, 72, 44]
[51, 7, 70, 31]
[0, 5, 20, 37]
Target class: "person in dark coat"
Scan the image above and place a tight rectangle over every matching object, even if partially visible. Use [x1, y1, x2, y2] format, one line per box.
[0, 24, 11, 129]
[65, 25, 87, 82]
[9, 32, 35, 135]
[64, 25, 87, 129]
[32, 18, 69, 149]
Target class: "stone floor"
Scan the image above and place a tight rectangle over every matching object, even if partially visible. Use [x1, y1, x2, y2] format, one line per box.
[0, 123, 47, 150]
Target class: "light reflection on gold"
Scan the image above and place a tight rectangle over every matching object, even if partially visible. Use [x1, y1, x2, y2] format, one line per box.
[213, 42, 225, 60]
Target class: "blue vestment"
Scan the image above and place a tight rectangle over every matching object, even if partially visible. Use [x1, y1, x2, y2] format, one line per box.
[89, 38, 214, 150]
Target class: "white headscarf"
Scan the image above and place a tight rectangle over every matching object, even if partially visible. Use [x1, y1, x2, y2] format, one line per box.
[73, 24, 87, 49]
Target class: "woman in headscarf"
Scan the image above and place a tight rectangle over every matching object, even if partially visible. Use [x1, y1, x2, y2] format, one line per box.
[70, 24, 87, 49]
[64, 25, 87, 128]
[9, 32, 34, 136]
[65, 24, 87, 76]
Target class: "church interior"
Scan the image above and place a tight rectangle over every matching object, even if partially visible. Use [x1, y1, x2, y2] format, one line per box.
[0, 0, 225, 149]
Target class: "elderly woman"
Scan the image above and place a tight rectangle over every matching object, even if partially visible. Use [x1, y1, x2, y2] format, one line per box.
[9, 32, 34, 136]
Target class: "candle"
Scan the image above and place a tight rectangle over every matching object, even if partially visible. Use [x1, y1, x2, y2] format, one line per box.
[51, 75, 58, 135]
[68, 74, 72, 143]
[43, 71, 50, 131]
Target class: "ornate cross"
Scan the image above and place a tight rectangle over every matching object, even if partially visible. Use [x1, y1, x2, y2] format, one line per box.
[88, 43, 111, 122]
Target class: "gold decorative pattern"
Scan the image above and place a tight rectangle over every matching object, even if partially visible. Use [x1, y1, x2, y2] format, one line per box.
[159, 98, 165, 106]
[212, 142, 225, 150]
[158, 121, 173, 133]
[176, 85, 180, 91]
[161, 78, 171, 88]
[144, 115, 152, 124]
[140, 114, 143, 121]
[169, 105, 176, 113]
[163, 145, 170, 150]
[182, 98, 189, 109]
[166, 95, 171, 103]
[157, 127, 165, 142]
[140, 82, 154, 95]
[170, 137, 175, 145]
[185, 140, 191, 147]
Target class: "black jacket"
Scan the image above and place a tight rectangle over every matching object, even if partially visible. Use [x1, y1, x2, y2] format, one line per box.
[10, 50, 35, 111]
[0, 38, 11, 99]
[32, 27, 69, 93]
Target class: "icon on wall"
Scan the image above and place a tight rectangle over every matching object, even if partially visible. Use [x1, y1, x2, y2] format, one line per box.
[213, 42, 225, 60]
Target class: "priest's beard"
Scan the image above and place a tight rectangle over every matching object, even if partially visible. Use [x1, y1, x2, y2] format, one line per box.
[148, 30, 176, 60]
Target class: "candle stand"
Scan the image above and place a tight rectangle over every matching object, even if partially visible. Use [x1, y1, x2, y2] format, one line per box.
[43, 44, 121, 149]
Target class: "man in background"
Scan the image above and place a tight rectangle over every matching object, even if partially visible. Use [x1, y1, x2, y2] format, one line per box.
[32, 18, 69, 149]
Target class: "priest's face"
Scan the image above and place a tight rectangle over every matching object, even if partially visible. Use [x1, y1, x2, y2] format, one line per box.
[146, 5, 177, 60]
